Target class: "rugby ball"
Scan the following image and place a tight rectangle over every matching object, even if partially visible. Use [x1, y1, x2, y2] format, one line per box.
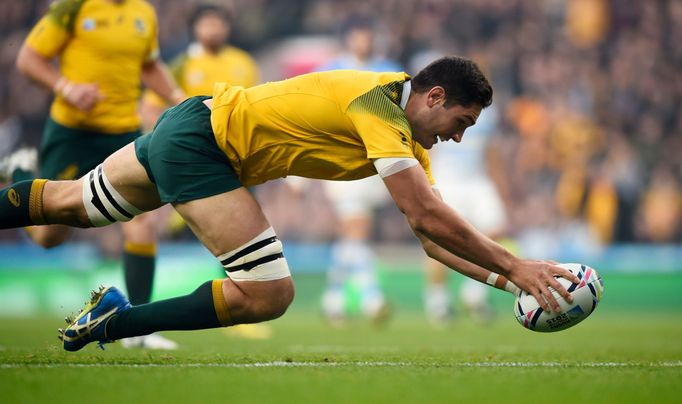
[514, 263, 604, 332]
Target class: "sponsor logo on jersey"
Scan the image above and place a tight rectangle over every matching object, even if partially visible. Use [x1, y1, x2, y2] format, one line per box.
[134, 18, 145, 34]
[400, 133, 409, 147]
[82, 18, 96, 31]
[8, 188, 20, 208]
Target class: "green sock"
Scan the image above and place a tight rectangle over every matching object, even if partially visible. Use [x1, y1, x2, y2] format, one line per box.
[105, 280, 224, 340]
[12, 168, 35, 183]
[123, 244, 156, 305]
[0, 180, 47, 229]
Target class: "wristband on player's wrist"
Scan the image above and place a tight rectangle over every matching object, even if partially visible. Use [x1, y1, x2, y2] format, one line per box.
[486, 273, 520, 295]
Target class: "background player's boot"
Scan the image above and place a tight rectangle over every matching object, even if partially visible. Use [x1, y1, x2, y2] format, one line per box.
[58, 286, 131, 351]
[0, 147, 37, 183]
[120, 333, 179, 349]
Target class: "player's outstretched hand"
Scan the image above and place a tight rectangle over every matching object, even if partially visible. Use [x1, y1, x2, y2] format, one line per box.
[506, 260, 581, 313]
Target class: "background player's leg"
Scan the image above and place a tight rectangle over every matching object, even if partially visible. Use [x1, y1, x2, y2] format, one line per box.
[0, 146, 74, 245]
[118, 211, 178, 349]
[322, 178, 389, 325]
[424, 257, 453, 327]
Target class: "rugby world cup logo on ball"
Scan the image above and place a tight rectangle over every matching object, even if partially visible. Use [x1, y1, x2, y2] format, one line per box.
[514, 263, 604, 332]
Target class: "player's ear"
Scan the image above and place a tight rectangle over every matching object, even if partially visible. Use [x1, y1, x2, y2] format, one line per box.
[426, 86, 446, 108]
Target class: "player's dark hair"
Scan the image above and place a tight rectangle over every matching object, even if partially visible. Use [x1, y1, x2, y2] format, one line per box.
[191, 3, 232, 28]
[411, 56, 493, 108]
[340, 15, 375, 36]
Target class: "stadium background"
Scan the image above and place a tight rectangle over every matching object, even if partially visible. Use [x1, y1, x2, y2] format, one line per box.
[0, 1, 680, 326]
[0, 2, 681, 402]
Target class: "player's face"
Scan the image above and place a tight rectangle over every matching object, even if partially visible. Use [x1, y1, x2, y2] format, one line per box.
[195, 13, 229, 51]
[346, 29, 374, 60]
[407, 87, 482, 150]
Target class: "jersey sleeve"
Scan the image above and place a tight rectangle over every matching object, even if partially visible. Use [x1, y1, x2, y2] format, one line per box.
[346, 82, 415, 160]
[143, 9, 160, 63]
[25, 0, 83, 57]
[412, 142, 435, 185]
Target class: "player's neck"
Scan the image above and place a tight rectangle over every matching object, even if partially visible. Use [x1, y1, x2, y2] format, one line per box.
[201, 43, 223, 55]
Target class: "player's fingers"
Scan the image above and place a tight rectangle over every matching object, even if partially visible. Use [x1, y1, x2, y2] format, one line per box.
[531, 288, 550, 312]
[549, 277, 573, 304]
[555, 267, 580, 284]
[541, 284, 561, 312]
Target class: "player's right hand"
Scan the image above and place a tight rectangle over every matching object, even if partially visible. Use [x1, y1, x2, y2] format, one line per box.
[506, 260, 581, 313]
[61, 82, 102, 111]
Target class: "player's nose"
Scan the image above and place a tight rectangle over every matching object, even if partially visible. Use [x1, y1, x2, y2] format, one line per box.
[452, 132, 463, 143]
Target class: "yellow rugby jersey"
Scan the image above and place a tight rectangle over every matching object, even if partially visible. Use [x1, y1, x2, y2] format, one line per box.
[25, 0, 159, 133]
[210, 70, 434, 186]
[143, 44, 260, 107]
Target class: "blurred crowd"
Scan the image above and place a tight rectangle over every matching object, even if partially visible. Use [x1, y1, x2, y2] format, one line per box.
[0, 0, 680, 249]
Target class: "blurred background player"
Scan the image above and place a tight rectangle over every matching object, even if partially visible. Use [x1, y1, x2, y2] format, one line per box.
[423, 103, 509, 326]
[4, 0, 185, 349]
[140, 3, 259, 130]
[140, 2, 266, 339]
[316, 17, 401, 325]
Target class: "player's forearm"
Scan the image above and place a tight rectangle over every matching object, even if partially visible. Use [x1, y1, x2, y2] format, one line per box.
[16, 44, 61, 92]
[418, 233, 519, 294]
[410, 203, 518, 277]
[139, 99, 165, 132]
[141, 60, 184, 105]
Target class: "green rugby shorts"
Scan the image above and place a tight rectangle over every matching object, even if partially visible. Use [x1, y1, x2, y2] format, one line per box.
[134, 96, 242, 204]
[40, 118, 140, 180]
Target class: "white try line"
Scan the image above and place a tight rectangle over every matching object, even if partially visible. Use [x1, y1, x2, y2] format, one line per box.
[0, 361, 681, 369]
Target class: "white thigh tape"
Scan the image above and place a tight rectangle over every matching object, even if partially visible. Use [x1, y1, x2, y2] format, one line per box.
[218, 227, 291, 282]
[82, 164, 144, 227]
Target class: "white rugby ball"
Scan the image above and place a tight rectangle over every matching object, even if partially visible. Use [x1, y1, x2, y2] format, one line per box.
[514, 263, 604, 332]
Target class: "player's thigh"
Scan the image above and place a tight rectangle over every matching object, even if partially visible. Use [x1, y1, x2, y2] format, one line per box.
[173, 187, 271, 256]
[101, 143, 163, 212]
[324, 176, 389, 218]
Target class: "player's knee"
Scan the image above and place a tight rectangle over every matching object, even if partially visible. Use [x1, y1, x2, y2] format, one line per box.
[32, 231, 68, 249]
[81, 164, 145, 227]
[254, 279, 294, 321]
[218, 227, 294, 321]
[219, 227, 292, 282]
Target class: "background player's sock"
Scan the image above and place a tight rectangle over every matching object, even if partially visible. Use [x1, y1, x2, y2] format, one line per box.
[123, 242, 156, 305]
[0, 180, 47, 228]
[106, 280, 229, 339]
[425, 284, 452, 326]
[12, 168, 35, 182]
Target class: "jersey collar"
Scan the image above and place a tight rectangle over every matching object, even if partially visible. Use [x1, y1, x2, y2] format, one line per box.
[400, 80, 411, 110]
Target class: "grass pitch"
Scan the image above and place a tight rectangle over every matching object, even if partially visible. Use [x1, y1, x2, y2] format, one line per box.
[0, 271, 680, 403]
[1, 310, 681, 404]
